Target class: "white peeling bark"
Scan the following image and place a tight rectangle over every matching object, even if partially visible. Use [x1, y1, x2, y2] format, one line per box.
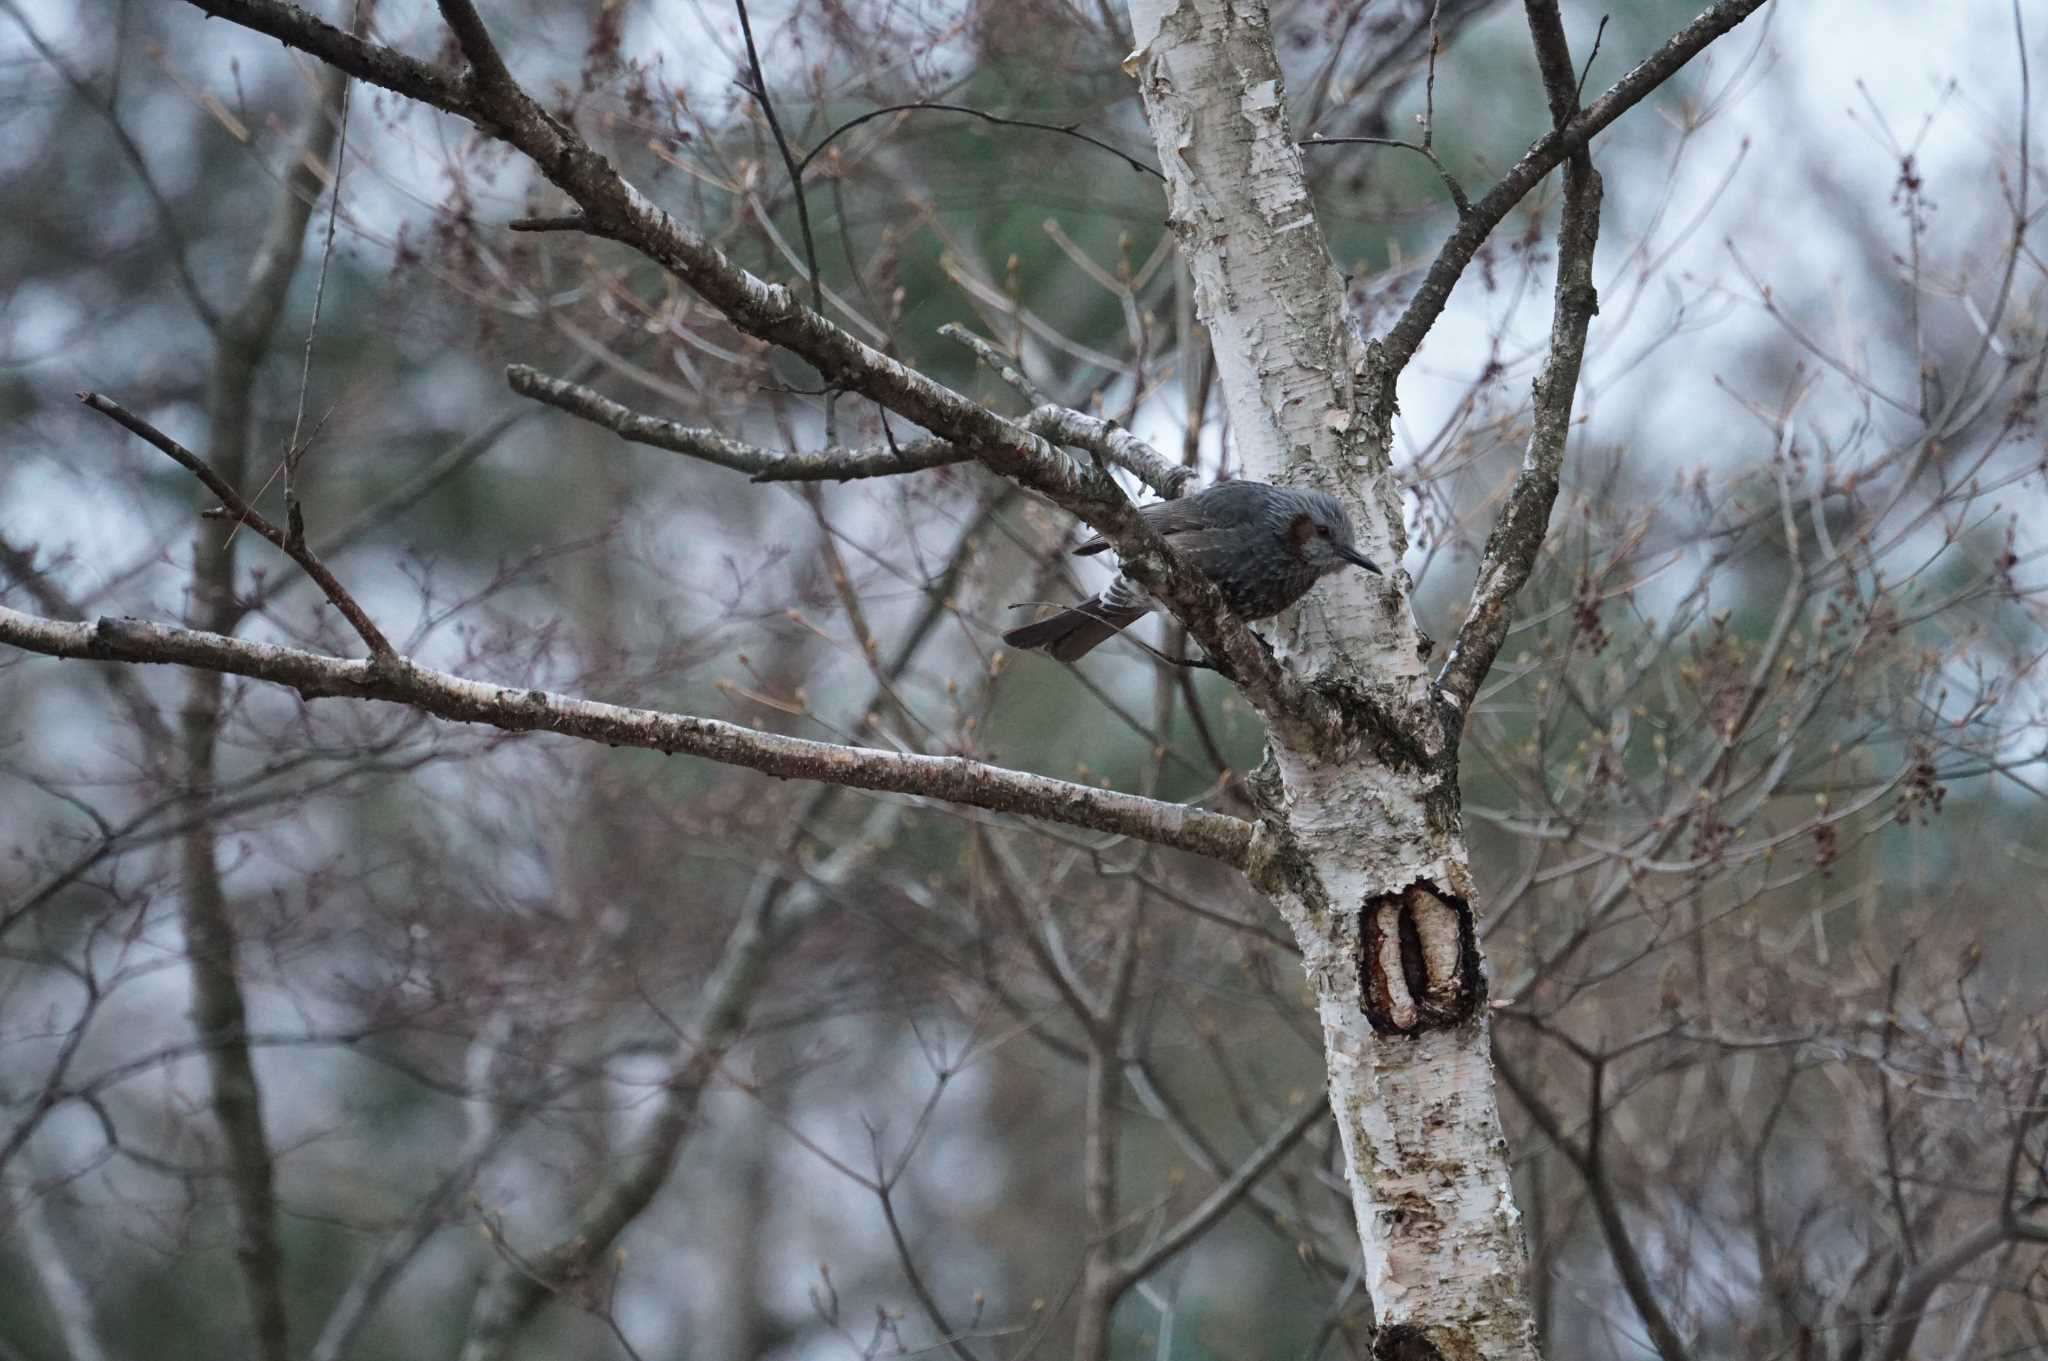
[1127, 1, 1539, 1357]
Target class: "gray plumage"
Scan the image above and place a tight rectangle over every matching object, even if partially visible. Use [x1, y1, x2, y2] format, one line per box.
[1003, 481, 1382, 661]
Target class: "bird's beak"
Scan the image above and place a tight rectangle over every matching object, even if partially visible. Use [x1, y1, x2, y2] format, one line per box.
[1340, 546, 1384, 575]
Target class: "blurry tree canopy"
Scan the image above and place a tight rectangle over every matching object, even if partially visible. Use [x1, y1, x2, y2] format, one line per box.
[1, 2, 2045, 1361]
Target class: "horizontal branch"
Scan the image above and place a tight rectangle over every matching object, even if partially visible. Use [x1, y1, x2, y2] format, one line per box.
[505, 364, 970, 482]
[797, 101, 1163, 180]
[0, 605, 1259, 867]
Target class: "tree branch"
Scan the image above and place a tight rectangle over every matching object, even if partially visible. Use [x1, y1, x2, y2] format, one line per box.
[942, 324, 1195, 496]
[797, 101, 1162, 181]
[1498, 1052, 1692, 1361]
[0, 0, 220, 332]
[1871, 1216, 2047, 1361]
[1435, 0, 1605, 714]
[1374, 0, 1769, 387]
[1299, 134, 1471, 216]
[164, 58, 357, 1361]
[1111, 1096, 1324, 1291]
[0, 606, 1259, 867]
[173, 0, 1331, 742]
[79, 392, 394, 659]
[505, 364, 970, 481]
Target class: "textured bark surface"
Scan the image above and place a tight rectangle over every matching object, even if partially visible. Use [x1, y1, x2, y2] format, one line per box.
[1128, 1, 1535, 1355]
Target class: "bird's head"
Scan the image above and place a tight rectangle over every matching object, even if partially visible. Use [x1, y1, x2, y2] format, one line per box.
[1282, 490, 1383, 578]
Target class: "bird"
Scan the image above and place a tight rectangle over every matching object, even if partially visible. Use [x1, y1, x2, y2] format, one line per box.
[1002, 480, 1383, 662]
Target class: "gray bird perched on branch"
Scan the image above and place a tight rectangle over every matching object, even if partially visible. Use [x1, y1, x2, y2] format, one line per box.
[1003, 481, 1383, 662]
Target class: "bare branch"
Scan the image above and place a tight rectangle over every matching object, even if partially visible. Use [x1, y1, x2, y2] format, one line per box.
[941, 321, 1054, 405]
[942, 324, 1195, 496]
[78, 392, 394, 659]
[732, 0, 822, 316]
[0, 0, 220, 331]
[505, 364, 969, 481]
[0, 538, 173, 747]
[1872, 1217, 2048, 1361]
[1375, 0, 1770, 386]
[797, 101, 1162, 181]
[458, 819, 829, 1359]
[153, 59, 360, 1361]
[176, 0, 1330, 739]
[1497, 1051, 1693, 1361]
[0, 606, 1259, 867]
[1298, 134, 1471, 216]
[1435, 0, 1606, 714]
[1112, 1096, 1325, 1290]
[511, 360, 1199, 502]
[1023, 405, 1195, 498]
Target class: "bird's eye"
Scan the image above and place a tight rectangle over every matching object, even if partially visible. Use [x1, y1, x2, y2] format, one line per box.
[1316, 524, 1330, 537]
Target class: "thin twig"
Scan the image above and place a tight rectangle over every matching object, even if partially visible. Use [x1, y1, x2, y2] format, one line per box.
[1299, 134, 1471, 215]
[798, 101, 1161, 180]
[1574, 15, 1611, 105]
[733, 0, 822, 317]
[1423, 0, 1445, 152]
[285, 1, 359, 550]
[78, 393, 394, 658]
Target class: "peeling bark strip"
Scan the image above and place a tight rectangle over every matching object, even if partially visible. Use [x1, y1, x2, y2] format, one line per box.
[1361, 883, 1483, 1035]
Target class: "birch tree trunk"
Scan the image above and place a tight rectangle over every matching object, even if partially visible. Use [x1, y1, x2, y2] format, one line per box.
[1127, 3, 1536, 1354]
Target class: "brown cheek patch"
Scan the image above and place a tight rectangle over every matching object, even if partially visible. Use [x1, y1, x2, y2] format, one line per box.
[1287, 513, 1316, 551]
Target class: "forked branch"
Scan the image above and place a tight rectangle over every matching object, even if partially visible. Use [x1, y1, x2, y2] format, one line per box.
[1436, 0, 1608, 714]
[79, 392, 394, 658]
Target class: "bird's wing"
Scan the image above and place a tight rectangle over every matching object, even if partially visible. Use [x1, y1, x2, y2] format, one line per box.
[1071, 497, 1227, 557]
[1075, 526, 1243, 574]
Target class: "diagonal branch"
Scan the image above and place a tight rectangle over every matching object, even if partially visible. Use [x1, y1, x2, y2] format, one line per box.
[0, 0, 220, 332]
[509, 363, 1194, 498]
[0, 605, 1259, 868]
[174, 0, 1334, 742]
[1497, 1051, 1693, 1361]
[79, 392, 394, 659]
[1871, 1216, 2048, 1361]
[1109, 1096, 1325, 1291]
[942, 324, 1194, 496]
[1434, 0, 1605, 715]
[1374, 0, 1769, 388]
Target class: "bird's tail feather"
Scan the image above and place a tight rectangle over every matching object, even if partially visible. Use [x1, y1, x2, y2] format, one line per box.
[1002, 596, 1150, 661]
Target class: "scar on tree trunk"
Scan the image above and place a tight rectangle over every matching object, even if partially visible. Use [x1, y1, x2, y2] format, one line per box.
[1359, 882, 1483, 1035]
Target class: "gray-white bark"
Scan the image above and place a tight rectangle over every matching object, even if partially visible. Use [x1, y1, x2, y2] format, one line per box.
[1127, 4, 1534, 1353]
